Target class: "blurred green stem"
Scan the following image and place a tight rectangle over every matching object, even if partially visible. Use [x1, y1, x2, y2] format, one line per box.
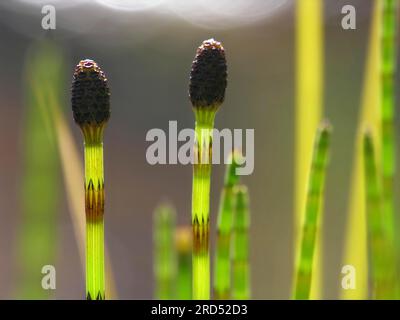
[176, 226, 192, 300]
[213, 152, 241, 299]
[380, 0, 398, 252]
[232, 185, 251, 300]
[17, 41, 62, 299]
[154, 204, 176, 299]
[364, 131, 398, 298]
[293, 122, 331, 299]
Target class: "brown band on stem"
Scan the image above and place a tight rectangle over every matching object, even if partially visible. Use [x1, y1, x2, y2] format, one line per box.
[216, 231, 231, 251]
[192, 216, 210, 256]
[85, 178, 104, 221]
[193, 135, 213, 166]
[214, 289, 230, 300]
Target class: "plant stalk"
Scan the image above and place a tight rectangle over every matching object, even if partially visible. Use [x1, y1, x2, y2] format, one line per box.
[176, 226, 192, 300]
[154, 204, 176, 300]
[293, 122, 331, 299]
[232, 185, 250, 300]
[84, 128, 105, 300]
[214, 152, 241, 299]
[364, 131, 398, 299]
[192, 111, 215, 300]
[380, 0, 398, 258]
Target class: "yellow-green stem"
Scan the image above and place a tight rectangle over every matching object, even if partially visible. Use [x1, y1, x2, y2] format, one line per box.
[83, 126, 105, 300]
[154, 204, 176, 300]
[176, 227, 192, 300]
[380, 0, 398, 273]
[364, 131, 398, 299]
[86, 217, 104, 300]
[232, 185, 250, 300]
[192, 110, 215, 300]
[293, 123, 331, 299]
[214, 152, 241, 299]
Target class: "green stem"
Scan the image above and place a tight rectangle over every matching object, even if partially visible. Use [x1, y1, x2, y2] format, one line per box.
[86, 217, 104, 300]
[192, 110, 215, 300]
[17, 41, 61, 298]
[380, 0, 398, 252]
[232, 185, 250, 300]
[293, 122, 331, 300]
[214, 152, 241, 299]
[84, 128, 105, 300]
[154, 204, 176, 300]
[364, 131, 398, 299]
[176, 227, 192, 300]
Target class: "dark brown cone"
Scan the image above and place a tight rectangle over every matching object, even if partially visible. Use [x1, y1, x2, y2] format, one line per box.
[71, 59, 110, 127]
[189, 39, 227, 109]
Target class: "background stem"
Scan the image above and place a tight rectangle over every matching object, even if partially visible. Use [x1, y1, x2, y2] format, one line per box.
[214, 152, 241, 299]
[380, 0, 398, 269]
[295, 0, 324, 298]
[364, 132, 398, 298]
[154, 204, 176, 300]
[176, 226, 192, 300]
[232, 185, 250, 300]
[341, 1, 382, 299]
[16, 41, 62, 298]
[293, 123, 331, 299]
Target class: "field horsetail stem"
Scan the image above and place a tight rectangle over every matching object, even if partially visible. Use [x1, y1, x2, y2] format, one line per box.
[232, 185, 251, 300]
[189, 38, 227, 300]
[175, 226, 193, 300]
[153, 204, 177, 300]
[363, 130, 398, 298]
[293, 122, 331, 299]
[213, 151, 242, 299]
[71, 59, 110, 300]
[380, 0, 398, 257]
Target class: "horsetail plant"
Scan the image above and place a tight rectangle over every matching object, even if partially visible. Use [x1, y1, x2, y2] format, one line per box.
[232, 185, 251, 300]
[17, 41, 62, 298]
[213, 151, 242, 299]
[71, 59, 110, 300]
[295, 0, 324, 298]
[189, 38, 227, 300]
[380, 0, 398, 251]
[175, 226, 192, 300]
[363, 130, 398, 299]
[153, 204, 177, 300]
[293, 121, 331, 300]
[342, 1, 382, 299]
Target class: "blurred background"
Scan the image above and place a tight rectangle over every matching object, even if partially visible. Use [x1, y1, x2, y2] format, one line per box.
[0, 0, 396, 299]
